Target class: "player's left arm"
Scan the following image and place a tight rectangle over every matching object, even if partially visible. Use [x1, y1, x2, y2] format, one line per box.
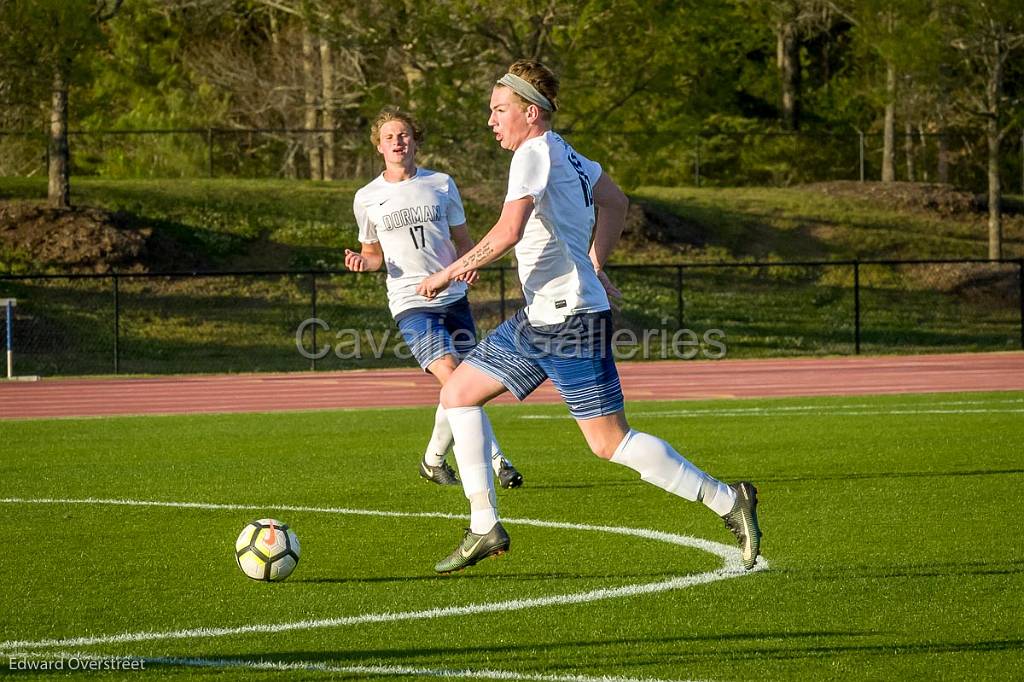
[449, 224, 479, 286]
[589, 174, 629, 301]
[417, 198, 533, 299]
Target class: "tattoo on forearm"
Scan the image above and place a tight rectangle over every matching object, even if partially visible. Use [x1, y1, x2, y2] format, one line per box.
[460, 241, 494, 270]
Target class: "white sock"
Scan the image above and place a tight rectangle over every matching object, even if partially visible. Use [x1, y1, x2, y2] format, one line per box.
[482, 417, 511, 473]
[610, 429, 736, 516]
[445, 406, 499, 534]
[423, 402, 453, 467]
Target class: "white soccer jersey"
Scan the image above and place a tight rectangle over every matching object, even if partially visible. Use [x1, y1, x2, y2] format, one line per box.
[353, 168, 469, 316]
[505, 131, 608, 325]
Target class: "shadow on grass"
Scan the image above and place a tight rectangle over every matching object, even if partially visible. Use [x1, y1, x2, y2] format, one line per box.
[760, 468, 1024, 484]
[293, 569, 694, 585]
[516, 481, 637, 491]
[633, 194, 834, 260]
[153, 632, 1024, 673]
[786, 558, 1024, 581]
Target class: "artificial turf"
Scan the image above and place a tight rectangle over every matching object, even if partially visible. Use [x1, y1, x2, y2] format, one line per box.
[1, 391, 1022, 680]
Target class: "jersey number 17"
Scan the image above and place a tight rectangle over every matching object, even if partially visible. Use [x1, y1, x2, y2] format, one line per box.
[408, 225, 425, 249]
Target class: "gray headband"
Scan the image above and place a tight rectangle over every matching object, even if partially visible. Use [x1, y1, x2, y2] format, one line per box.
[497, 73, 556, 112]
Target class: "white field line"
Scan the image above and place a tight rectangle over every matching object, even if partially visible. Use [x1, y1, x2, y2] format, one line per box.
[0, 497, 764, 654]
[7, 651, 707, 682]
[5, 397, 1022, 423]
[521, 398, 1024, 420]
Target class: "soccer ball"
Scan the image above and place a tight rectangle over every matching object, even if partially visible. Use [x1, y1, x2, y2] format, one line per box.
[234, 518, 301, 582]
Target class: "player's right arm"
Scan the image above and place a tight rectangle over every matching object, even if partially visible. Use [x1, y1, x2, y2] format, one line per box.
[350, 190, 385, 272]
[344, 242, 384, 272]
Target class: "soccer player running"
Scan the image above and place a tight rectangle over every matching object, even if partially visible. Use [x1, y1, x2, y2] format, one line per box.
[348, 107, 524, 490]
[418, 61, 761, 574]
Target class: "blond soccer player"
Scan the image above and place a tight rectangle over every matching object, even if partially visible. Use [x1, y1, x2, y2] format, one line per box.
[349, 107, 524, 490]
[418, 62, 761, 574]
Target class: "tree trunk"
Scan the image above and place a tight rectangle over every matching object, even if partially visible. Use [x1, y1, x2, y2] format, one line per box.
[320, 40, 336, 181]
[987, 123, 1002, 259]
[778, 20, 801, 131]
[882, 61, 896, 183]
[986, 49, 1004, 260]
[48, 65, 71, 209]
[904, 121, 916, 182]
[917, 125, 929, 182]
[302, 29, 322, 181]
[269, 10, 280, 60]
[937, 131, 949, 184]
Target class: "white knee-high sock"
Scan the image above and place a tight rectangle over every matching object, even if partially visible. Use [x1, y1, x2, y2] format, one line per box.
[610, 429, 736, 516]
[445, 406, 499, 533]
[482, 417, 512, 473]
[423, 403, 453, 466]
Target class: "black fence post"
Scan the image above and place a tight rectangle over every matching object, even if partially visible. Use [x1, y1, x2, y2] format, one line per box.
[112, 274, 120, 374]
[310, 272, 318, 371]
[853, 260, 861, 355]
[676, 265, 684, 329]
[499, 266, 506, 321]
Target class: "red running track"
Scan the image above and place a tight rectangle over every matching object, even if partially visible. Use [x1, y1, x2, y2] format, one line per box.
[2, 352, 1022, 420]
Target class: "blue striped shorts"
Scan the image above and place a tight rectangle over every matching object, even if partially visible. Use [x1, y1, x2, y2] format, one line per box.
[395, 296, 478, 371]
[465, 308, 624, 420]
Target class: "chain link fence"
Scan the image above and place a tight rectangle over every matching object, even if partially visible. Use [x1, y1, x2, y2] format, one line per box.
[2, 258, 1021, 378]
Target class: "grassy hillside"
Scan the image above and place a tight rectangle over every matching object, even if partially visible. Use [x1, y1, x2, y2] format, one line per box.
[1, 177, 367, 272]
[630, 185, 1024, 262]
[2, 177, 1022, 274]
[1, 177, 1021, 375]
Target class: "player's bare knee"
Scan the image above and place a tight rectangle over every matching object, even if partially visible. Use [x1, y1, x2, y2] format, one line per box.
[440, 380, 471, 409]
[579, 414, 630, 460]
[429, 356, 459, 384]
[591, 438, 620, 460]
[438, 381, 458, 408]
[582, 433, 618, 460]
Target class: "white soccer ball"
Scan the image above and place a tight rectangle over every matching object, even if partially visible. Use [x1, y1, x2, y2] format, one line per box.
[234, 518, 301, 582]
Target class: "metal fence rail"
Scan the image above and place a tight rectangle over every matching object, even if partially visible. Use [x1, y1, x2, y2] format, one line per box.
[1, 258, 1022, 377]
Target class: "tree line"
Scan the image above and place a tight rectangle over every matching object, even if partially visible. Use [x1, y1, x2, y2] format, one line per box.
[1, 0, 1022, 257]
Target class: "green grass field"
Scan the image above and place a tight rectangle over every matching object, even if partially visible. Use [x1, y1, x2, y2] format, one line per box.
[2, 391, 1022, 680]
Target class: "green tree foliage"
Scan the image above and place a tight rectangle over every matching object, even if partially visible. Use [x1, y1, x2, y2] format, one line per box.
[942, 0, 1024, 257]
[0, 0, 123, 205]
[74, 0, 227, 177]
[1, 0, 1021, 199]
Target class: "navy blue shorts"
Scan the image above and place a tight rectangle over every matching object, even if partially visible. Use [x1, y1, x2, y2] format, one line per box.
[465, 308, 624, 420]
[395, 296, 478, 371]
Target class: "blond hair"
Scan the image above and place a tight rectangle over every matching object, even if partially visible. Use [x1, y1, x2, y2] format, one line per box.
[370, 107, 424, 146]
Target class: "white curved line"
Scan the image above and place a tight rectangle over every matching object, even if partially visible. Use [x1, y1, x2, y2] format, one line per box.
[0, 497, 766, 653]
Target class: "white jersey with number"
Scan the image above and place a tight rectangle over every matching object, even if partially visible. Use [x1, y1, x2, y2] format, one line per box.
[505, 131, 608, 325]
[353, 168, 469, 317]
